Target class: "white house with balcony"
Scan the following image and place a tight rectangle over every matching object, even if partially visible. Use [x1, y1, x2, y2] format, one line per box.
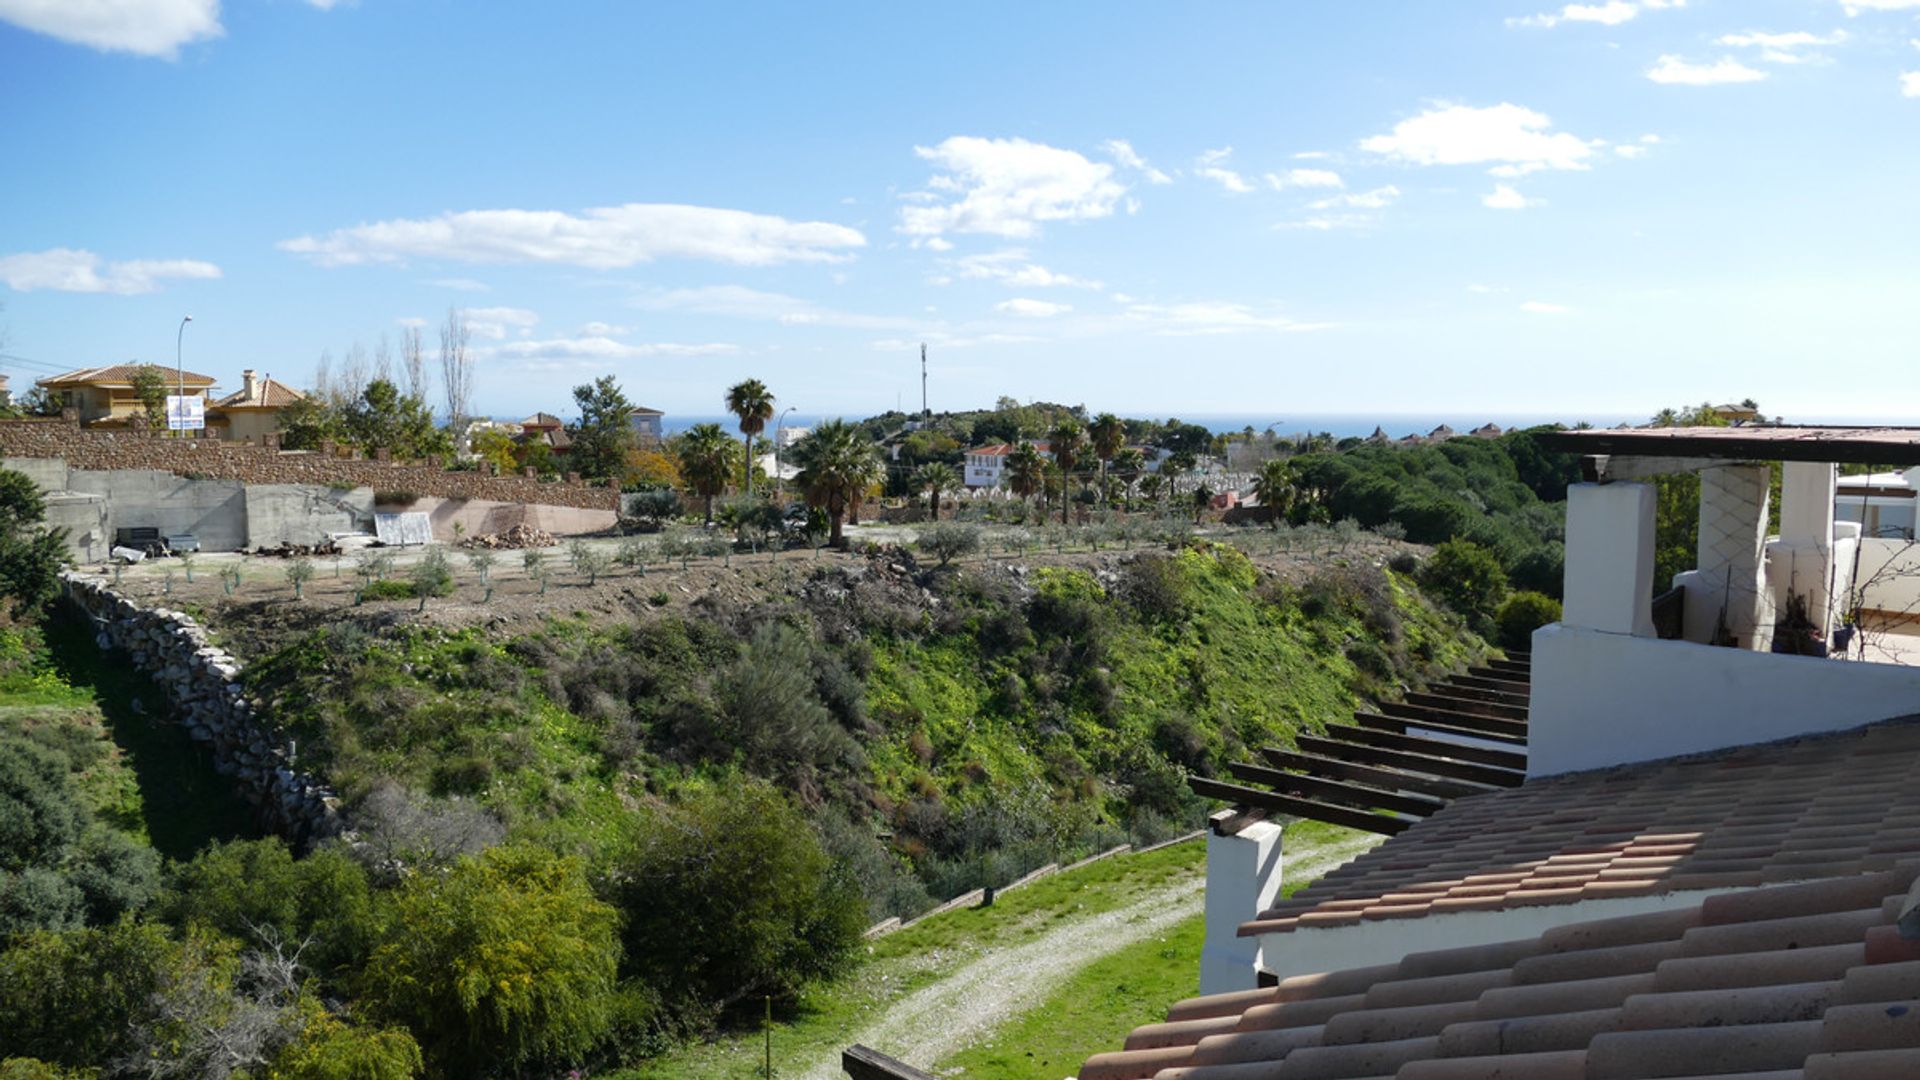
[963, 441, 1050, 488]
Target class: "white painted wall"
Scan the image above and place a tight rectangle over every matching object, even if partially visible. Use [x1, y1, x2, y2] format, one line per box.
[1561, 483, 1657, 638]
[1201, 812, 1284, 995]
[1855, 536, 1920, 618]
[1529, 622, 1920, 776]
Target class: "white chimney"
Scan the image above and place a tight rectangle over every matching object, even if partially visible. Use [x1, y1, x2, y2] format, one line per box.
[242, 369, 257, 401]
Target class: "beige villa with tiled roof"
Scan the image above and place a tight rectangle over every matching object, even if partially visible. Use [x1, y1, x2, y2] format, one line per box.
[35, 363, 217, 427]
[206, 369, 305, 444]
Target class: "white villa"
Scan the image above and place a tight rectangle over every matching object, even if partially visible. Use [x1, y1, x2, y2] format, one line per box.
[963, 441, 1051, 488]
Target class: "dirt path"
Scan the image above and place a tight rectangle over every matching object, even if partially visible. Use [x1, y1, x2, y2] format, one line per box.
[788, 830, 1383, 1080]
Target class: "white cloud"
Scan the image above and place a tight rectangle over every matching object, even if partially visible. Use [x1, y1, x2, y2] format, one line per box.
[1122, 301, 1333, 335]
[631, 284, 916, 331]
[1840, 0, 1920, 14]
[1647, 55, 1769, 85]
[899, 136, 1128, 238]
[1718, 29, 1847, 64]
[1521, 300, 1571, 313]
[996, 298, 1072, 318]
[482, 337, 740, 369]
[1509, 0, 1683, 29]
[423, 277, 490, 292]
[1361, 103, 1597, 174]
[1903, 71, 1920, 97]
[1641, 133, 1662, 143]
[458, 306, 540, 340]
[1615, 144, 1648, 158]
[280, 203, 866, 268]
[395, 316, 429, 329]
[579, 321, 630, 337]
[1102, 139, 1172, 184]
[0, 247, 220, 294]
[944, 249, 1102, 289]
[1266, 168, 1345, 190]
[0, 0, 220, 58]
[1292, 151, 1333, 161]
[1310, 185, 1401, 210]
[1197, 167, 1255, 193]
[1275, 214, 1378, 232]
[1482, 184, 1541, 210]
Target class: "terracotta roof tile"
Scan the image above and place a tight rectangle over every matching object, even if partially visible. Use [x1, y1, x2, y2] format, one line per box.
[1241, 721, 1920, 939]
[1083, 869, 1920, 1080]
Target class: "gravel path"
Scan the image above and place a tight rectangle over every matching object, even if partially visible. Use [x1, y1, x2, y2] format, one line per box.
[789, 829, 1383, 1080]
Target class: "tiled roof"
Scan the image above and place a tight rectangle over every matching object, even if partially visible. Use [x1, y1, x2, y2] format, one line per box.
[520, 412, 564, 428]
[37, 364, 216, 388]
[968, 442, 1051, 457]
[1242, 720, 1920, 937]
[211, 377, 305, 409]
[1081, 863, 1920, 1079]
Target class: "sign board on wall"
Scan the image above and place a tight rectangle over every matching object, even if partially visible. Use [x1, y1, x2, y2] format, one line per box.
[165, 395, 204, 431]
[373, 512, 434, 547]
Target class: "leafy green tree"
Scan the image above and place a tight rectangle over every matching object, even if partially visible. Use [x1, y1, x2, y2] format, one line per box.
[789, 420, 882, 548]
[566, 375, 635, 481]
[917, 521, 981, 567]
[343, 380, 450, 460]
[1252, 458, 1297, 528]
[129, 365, 169, 429]
[0, 470, 66, 616]
[0, 739, 82, 874]
[1421, 539, 1509, 625]
[723, 379, 775, 495]
[603, 778, 865, 1011]
[268, 1002, 423, 1080]
[275, 395, 342, 452]
[1048, 419, 1086, 525]
[359, 844, 618, 1076]
[1006, 441, 1046, 509]
[912, 461, 960, 520]
[676, 423, 735, 524]
[1496, 590, 1563, 650]
[1088, 412, 1126, 503]
[158, 839, 377, 989]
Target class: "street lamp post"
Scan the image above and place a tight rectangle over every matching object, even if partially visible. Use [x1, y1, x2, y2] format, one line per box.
[175, 315, 193, 438]
[773, 406, 797, 497]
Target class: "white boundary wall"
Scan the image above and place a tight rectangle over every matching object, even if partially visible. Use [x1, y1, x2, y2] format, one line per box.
[1529, 622, 1920, 776]
[1201, 811, 1284, 994]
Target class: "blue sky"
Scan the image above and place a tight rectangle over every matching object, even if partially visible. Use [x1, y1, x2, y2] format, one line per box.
[1, 0, 1917, 422]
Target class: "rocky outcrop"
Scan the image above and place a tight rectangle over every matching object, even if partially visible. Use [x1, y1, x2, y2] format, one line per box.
[61, 571, 341, 844]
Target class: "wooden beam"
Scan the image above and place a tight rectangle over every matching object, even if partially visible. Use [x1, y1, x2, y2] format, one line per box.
[844, 1045, 938, 1080]
[1541, 429, 1920, 468]
[1227, 761, 1447, 818]
[1405, 691, 1529, 722]
[1258, 747, 1493, 801]
[1296, 735, 1526, 788]
[1377, 701, 1529, 740]
[1448, 673, 1532, 696]
[1331, 723, 1528, 771]
[1353, 712, 1529, 748]
[1190, 776, 1412, 835]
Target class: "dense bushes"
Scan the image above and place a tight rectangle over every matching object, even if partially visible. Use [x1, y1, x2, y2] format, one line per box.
[1496, 590, 1562, 650]
[1420, 539, 1509, 628]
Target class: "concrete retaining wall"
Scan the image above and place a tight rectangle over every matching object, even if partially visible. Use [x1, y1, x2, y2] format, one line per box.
[62, 572, 341, 845]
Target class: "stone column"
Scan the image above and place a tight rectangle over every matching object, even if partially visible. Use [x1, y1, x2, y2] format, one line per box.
[1200, 810, 1284, 995]
[1561, 482, 1657, 637]
[1682, 464, 1774, 650]
[1772, 462, 1838, 638]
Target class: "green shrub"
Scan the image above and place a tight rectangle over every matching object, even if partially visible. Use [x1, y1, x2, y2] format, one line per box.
[916, 521, 982, 567]
[359, 579, 417, 601]
[601, 777, 865, 1012]
[1420, 539, 1509, 624]
[360, 844, 618, 1076]
[158, 838, 376, 988]
[1496, 590, 1562, 650]
[0, 921, 176, 1066]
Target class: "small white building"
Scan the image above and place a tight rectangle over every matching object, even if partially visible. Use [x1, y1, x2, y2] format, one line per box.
[963, 441, 1051, 488]
[1836, 467, 1918, 540]
[629, 406, 664, 444]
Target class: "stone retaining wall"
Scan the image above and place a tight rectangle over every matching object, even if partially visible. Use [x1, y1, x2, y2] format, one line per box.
[0, 418, 618, 511]
[62, 571, 341, 844]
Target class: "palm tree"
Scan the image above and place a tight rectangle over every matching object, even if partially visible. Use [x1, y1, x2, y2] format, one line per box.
[1088, 412, 1125, 506]
[1111, 446, 1146, 507]
[790, 419, 883, 548]
[1048, 419, 1087, 525]
[1253, 458, 1298, 529]
[724, 378, 776, 495]
[1192, 483, 1215, 524]
[913, 461, 960, 520]
[677, 422, 735, 523]
[1006, 441, 1046, 510]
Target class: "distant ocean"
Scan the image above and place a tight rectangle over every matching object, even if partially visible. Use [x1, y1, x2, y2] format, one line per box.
[653, 410, 1920, 441]
[655, 411, 1646, 441]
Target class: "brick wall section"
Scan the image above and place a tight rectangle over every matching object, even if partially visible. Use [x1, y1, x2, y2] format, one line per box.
[0, 419, 619, 511]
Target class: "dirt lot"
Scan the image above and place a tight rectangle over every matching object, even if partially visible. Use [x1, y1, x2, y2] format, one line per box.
[70, 523, 1411, 658]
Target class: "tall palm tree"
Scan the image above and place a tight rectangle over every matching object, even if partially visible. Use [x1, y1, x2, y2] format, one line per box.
[724, 378, 776, 495]
[790, 419, 883, 548]
[1006, 441, 1046, 510]
[1253, 458, 1297, 530]
[1111, 446, 1146, 507]
[913, 461, 960, 521]
[677, 422, 735, 523]
[1088, 412, 1125, 506]
[1048, 419, 1086, 526]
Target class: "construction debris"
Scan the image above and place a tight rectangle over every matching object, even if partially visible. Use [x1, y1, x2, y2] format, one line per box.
[460, 524, 558, 549]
